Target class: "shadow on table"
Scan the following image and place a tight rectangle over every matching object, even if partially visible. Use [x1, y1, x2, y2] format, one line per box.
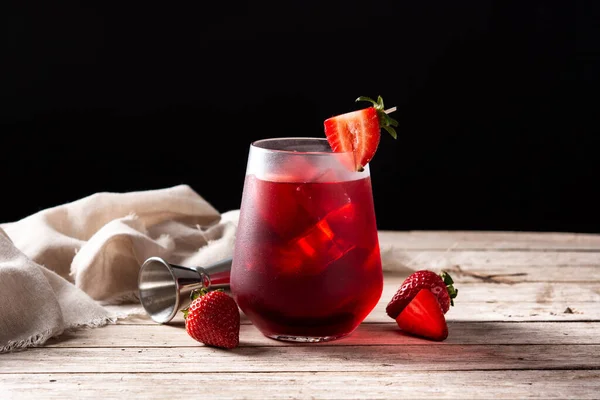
[349, 320, 548, 345]
[226, 321, 557, 368]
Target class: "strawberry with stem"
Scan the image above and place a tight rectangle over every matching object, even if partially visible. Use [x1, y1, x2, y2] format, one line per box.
[324, 95, 399, 172]
[182, 288, 240, 349]
[387, 270, 458, 342]
[386, 270, 458, 319]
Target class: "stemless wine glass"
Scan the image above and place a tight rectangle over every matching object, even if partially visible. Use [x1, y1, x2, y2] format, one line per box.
[230, 137, 383, 342]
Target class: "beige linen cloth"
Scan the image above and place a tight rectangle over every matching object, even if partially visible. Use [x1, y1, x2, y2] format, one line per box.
[0, 184, 239, 353]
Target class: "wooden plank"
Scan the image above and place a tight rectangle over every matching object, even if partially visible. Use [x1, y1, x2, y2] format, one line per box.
[380, 276, 600, 302]
[105, 275, 600, 330]
[44, 322, 600, 348]
[380, 249, 600, 275]
[410, 302, 600, 322]
[1, 371, 599, 399]
[109, 301, 600, 328]
[112, 300, 600, 325]
[379, 276, 600, 304]
[378, 230, 600, 250]
[408, 265, 600, 283]
[1, 345, 599, 373]
[380, 253, 600, 283]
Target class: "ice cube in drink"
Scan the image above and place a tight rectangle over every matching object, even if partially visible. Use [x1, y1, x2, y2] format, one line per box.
[231, 174, 383, 339]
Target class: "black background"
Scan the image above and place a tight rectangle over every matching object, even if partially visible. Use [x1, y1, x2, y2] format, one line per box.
[2, 0, 599, 233]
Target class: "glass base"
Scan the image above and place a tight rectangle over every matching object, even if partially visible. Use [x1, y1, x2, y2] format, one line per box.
[267, 332, 350, 343]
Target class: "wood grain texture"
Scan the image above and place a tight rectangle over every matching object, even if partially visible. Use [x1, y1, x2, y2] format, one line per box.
[111, 299, 600, 326]
[381, 249, 600, 273]
[2, 344, 599, 373]
[378, 278, 600, 303]
[108, 272, 600, 327]
[2, 371, 600, 399]
[378, 230, 600, 250]
[3, 230, 600, 399]
[112, 301, 600, 327]
[43, 322, 600, 348]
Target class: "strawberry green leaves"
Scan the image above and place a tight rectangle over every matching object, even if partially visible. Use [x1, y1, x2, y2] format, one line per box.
[440, 270, 458, 307]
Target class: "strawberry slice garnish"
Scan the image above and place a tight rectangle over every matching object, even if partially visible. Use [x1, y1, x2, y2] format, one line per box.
[324, 96, 398, 171]
[386, 270, 458, 319]
[395, 289, 449, 341]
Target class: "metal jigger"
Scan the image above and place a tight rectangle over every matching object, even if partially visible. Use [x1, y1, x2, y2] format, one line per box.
[137, 256, 232, 324]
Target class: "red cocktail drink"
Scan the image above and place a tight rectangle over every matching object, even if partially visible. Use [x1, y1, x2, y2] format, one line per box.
[231, 138, 383, 342]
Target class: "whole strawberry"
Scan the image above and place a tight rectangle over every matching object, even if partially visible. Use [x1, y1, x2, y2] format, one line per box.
[386, 270, 458, 319]
[182, 288, 240, 349]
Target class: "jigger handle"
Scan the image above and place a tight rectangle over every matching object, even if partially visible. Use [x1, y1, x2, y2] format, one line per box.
[195, 257, 232, 290]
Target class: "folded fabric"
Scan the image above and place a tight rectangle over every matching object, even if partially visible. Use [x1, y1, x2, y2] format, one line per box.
[0, 185, 239, 353]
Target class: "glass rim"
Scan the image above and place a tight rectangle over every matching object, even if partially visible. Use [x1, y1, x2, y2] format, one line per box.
[251, 137, 352, 156]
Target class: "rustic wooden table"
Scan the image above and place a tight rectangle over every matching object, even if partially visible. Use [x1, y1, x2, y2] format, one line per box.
[2, 231, 599, 399]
